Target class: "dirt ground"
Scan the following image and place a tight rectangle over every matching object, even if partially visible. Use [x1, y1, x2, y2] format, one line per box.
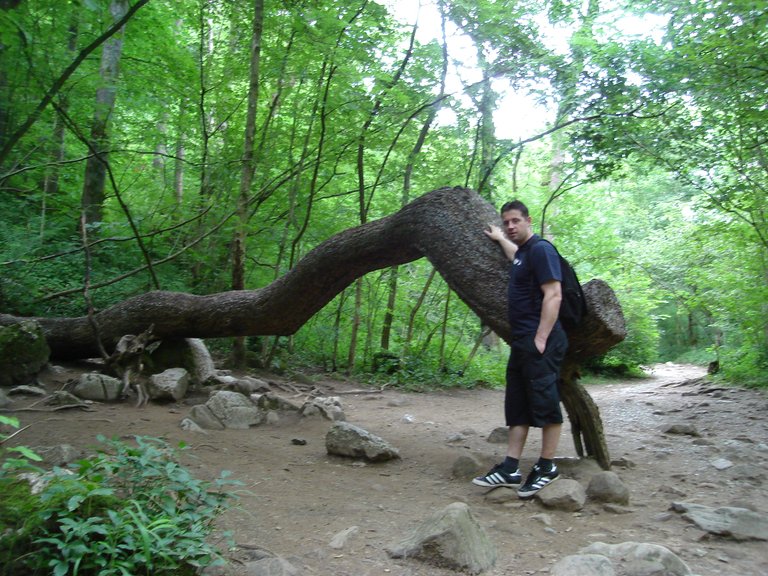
[6, 362, 768, 575]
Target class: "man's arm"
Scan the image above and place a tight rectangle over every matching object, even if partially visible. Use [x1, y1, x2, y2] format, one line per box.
[484, 224, 518, 261]
[535, 280, 562, 353]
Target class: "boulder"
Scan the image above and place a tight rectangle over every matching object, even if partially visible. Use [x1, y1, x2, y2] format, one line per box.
[536, 478, 586, 511]
[301, 396, 345, 421]
[72, 373, 122, 401]
[205, 390, 263, 429]
[551, 554, 615, 576]
[587, 471, 630, 505]
[671, 501, 768, 541]
[386, 502, 496, 574]
[189, 404, 225, 430]
[147, 367, 190, 402]
[325, 421, 399, 462]
[581, 541, 693, 575]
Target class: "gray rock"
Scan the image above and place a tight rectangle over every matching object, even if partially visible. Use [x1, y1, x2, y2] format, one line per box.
[451, 453, 485, 480]
[0, 320, 50, 387]
[255, 392, 301, 412]
[486, 427, 508, 443]
[33, 444, 84, 467]
[710, 457, 733, 470]
[180, 417, 208, 434]
[484, 487, 519, 504]
[148, 368, 190, 402]
[554, 457, 604, 481]
[581, 541, 693, 575]
[224, 376, 271, 395]
[206, 390, 264, 429]
[0, 388, 9, 408]
[551, 554, 615, 576]
[325, 421, 400, 462]
[189, 404, 225, 430]
[242, 556, 300, 576]
[301, 396, 345, 421]
[147, 338, 215, 386]
[662, 423, 700, 437]
[329, 525, 359, 549]
[72, 373, 123, 401]
[671, 501, 768, 541]
[387, 502, 496, 574]
[536, 478, 586, 511]
[587, 471, 630, 505]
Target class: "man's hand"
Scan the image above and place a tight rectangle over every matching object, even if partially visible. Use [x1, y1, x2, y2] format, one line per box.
[534, 334, 547, 354]
[484, 223, 518, 261]
[484, 223, 505, 242]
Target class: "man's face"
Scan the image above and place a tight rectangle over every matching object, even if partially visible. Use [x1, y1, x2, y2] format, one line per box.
[501, 209, 533, 246]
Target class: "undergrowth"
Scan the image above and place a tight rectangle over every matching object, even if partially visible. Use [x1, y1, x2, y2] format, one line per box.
[0, 420, 239, 576]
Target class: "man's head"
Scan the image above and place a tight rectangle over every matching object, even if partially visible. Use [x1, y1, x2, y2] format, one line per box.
[500, 200, 533, 246]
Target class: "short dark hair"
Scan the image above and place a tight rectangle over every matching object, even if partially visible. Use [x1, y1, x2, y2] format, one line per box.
[500, 200, 529, 217]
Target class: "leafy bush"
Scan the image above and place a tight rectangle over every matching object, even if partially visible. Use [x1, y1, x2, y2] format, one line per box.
[0, 431, 238, 576]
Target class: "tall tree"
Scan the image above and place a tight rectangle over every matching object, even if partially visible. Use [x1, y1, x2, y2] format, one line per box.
[80, 0, 130, 228]
[231, 0, 264, 367]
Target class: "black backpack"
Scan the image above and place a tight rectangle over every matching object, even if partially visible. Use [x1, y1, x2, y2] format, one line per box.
[528, 237, 587, 330]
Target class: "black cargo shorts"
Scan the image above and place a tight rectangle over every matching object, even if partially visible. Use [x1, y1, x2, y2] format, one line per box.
[504, 325, 568, 428]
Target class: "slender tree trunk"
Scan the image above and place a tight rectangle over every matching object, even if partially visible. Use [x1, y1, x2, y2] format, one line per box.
[174, 137, 185, 206]
[403, 267, 436, 359]
[80, 0, 129, 228]
[438, 288, 451, 372]
[197, 2, 215, 201]
[153, 113, 168, 174]
[542, 0, 599, 230]
[345, 280, 363, 374]
[475, 64, 497, 199]
[348, 7, 418, 371]
[331, 289, 349, 373]
[41, 15, 79, 243]
[232, 0, 264, 368]
[380, 3, 447, 351]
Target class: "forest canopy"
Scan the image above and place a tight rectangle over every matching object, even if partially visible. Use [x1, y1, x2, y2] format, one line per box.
[0, 0, 766, 386]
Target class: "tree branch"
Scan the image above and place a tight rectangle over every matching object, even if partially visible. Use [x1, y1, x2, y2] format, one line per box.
[0, 0, 150, 170]
[0, 187, 626, 361]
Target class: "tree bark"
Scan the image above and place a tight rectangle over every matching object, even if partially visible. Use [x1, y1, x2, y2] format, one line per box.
[0, 186, 626, 466]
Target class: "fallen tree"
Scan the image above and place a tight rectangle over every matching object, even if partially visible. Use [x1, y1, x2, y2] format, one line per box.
[0, 186, 626, 467]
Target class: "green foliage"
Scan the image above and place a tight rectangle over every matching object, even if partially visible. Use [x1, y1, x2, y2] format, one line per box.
[0, 433, 238, 576]
[1, 0, 766, 387]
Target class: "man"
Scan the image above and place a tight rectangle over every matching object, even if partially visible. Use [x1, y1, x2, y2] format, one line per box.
[472, 200, 568, 499]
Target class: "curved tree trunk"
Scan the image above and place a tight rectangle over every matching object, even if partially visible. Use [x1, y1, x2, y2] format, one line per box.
[0, 186, 626, 466]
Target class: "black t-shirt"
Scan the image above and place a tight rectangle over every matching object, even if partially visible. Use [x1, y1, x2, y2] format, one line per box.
[507, 234, 563, 337]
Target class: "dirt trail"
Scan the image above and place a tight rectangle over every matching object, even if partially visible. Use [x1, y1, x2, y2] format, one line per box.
[8, 362, 768, 575]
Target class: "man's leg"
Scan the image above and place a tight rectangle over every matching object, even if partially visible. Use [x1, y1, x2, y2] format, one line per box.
[517, 327, 568, 498]
[507, 424, 529, 459]
[471, 353, 527, 488]
[540, 423, 561, 460]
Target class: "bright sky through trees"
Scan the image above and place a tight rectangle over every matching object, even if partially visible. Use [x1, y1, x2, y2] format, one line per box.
[380, 0, 668, 140]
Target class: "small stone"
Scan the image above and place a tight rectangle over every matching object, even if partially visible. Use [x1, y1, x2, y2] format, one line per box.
[710, 458, 733, 470]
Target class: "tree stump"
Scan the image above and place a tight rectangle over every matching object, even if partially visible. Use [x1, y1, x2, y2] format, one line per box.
[560, 279, 627, 469]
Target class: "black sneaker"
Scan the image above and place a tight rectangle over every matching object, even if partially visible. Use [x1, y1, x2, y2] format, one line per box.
[517, 464, 560, 499]
[472, 464, 522, 488]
